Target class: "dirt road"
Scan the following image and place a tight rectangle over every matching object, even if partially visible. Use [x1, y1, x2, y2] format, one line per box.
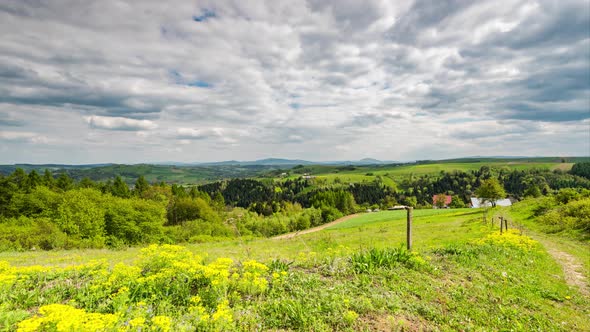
[272, 213, 360, 240]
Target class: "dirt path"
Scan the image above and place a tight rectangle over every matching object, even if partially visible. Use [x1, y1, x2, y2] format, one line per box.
[533, 236, 589, 296]
[500, 213, 589, 297]
[272, 213, 361, 240]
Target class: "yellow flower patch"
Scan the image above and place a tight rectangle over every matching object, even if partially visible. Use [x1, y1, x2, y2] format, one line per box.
[476, 229, 539, 251]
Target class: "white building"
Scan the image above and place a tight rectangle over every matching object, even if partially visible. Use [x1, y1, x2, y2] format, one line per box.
[470, 197, 512, 208]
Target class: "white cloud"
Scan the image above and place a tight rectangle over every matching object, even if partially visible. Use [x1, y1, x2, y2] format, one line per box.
[0, 0, 587, 163]
[86, 115, 158, 131]
[0, 131, 48, 144]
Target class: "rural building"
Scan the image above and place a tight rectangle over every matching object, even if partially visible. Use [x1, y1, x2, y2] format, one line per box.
[432, 194, 452, 208]
[470, 197, 512, 208]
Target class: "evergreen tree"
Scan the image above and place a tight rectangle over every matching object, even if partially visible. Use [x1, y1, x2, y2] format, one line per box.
[134, 175, 150, 196]
[10, 168, 28, 191]
[78, 177, 96, 189]
[26, 170, 42, 190]
[43, 169, 55, 188]
[111, 176, 130, 198]
[571, 162, 590, 179]
[56, 173, 74, 191]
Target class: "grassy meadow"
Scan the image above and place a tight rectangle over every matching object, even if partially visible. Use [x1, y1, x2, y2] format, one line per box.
[286, 160, 576, 186]
[1, 206, 589, 331]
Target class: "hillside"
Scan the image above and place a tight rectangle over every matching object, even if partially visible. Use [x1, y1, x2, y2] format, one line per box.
[2, 157, 587, 186]
[1, 207, 588, 331]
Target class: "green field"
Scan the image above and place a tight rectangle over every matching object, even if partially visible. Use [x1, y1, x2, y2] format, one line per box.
[3, 157, 585, 187]
[282, 160, 578, 186]
[503, 199, 590, 280]
[2, 207, 588, 331]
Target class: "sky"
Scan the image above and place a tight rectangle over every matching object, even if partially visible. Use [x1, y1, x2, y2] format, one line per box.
[0, 0, 589, 164]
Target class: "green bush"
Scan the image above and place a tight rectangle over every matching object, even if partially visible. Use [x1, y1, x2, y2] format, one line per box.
[55, 188, 106, 241]
[104, 196, 166, 245]
[537, 198, 590, 233]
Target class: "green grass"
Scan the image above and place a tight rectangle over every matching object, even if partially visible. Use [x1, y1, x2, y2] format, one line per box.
[0, 209, 486, 266]
[502, 199, 590, 279]
[283, 161, 575, 186]
[327, 209, 471, 230]
[326, 162, 571, 177]
[1, 207, 589, 331]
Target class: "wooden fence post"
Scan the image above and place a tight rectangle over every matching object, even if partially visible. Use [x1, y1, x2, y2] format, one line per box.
[500, 216, 503, 234]
[406, 207, 413, 251]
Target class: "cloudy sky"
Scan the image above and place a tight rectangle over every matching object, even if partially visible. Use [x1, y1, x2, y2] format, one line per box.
[0, 0, 589, 164]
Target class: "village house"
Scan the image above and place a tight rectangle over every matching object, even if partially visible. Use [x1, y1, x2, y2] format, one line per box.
[432, 194, 452, 208]
[470, 197, 512, 208]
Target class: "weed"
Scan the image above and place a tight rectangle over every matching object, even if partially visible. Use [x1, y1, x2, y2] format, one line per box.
[350, 246, 424, 274]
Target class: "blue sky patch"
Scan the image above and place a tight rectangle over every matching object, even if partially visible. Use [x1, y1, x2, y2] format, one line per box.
[193, 9, 216, 22]
[188, 80, 213, 88]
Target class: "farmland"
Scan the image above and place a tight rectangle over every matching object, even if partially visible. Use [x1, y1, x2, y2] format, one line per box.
[2, 157, 586, 187]
[289, 160, 579, 186]
[1, 205, 589, 331]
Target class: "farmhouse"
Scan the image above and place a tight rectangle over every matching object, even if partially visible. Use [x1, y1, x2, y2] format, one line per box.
[470, 197, 512, 208]
[432, 194, 452, 208]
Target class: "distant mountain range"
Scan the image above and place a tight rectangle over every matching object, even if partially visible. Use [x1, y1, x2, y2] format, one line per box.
[162, 158, 397, 166]
[4, 156, 587, 170]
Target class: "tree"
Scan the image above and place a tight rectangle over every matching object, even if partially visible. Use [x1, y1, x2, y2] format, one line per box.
[78, 177, 96, 189]
[56, 173, 73, 191]
[10, 168, 28, 191]
[449, 195, 467, 208]
[212, 191, 225, 211]
[104, 196, 166, 244]
[523, 185, 542, 198]
[475, 178, 506, 207]
[111, 176, 130, 198]
[167, 197, 220, 225]
[434, 194, 447, 208]
[26, 170, 42, 191]
[134, 175, 150, 196]
[571, 162, 590, 180]
[55, 188, 105, 239]
[42, 169, 55, 188]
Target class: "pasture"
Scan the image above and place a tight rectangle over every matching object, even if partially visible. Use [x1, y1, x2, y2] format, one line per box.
[1, 207, 589, 331]
[292, 161, 575, 185]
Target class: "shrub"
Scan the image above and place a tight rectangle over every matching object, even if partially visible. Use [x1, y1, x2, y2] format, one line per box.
[537, 198, 590, 233]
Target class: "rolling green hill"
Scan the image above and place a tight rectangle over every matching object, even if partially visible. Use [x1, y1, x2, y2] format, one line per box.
[1, 207, 588, 331]
[1, 157, 587, 186]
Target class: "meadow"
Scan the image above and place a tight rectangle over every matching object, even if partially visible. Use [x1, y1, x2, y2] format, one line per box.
[301, 161, 576, 186]
[1, 205, 588, 331]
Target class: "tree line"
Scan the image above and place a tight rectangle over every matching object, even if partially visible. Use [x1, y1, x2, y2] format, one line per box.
[1, 162, 589, 251]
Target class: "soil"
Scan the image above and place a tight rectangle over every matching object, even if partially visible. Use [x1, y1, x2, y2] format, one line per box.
[541, 242, 589, 296]
[272, 213, 360, 240]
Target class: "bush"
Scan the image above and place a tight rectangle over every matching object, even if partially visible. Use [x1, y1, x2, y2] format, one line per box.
[167, 197, 220, 225]
[55, 188, 106, 241]
[0, 217, 69, 251]
[104, 197, 166, 245]
[537, 198, 590, 233]
[555, 188, 580, 204]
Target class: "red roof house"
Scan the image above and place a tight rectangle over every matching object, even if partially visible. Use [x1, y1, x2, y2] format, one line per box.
[432, 194, 452, 208]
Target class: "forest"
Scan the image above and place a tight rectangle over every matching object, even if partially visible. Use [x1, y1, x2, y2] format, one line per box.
[0, 163, 589, 251]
